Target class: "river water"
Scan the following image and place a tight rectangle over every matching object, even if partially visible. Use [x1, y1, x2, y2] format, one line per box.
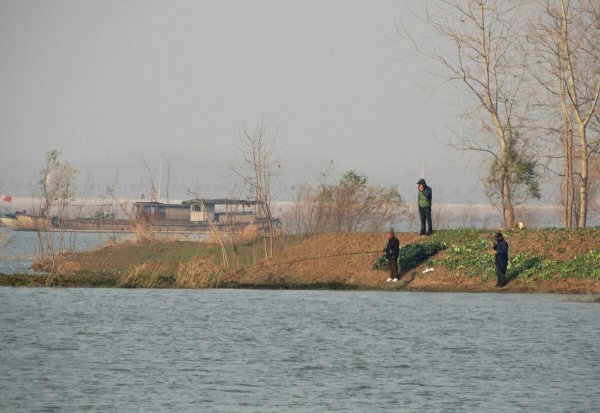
[0, 288, 598, 412]
[0, 227, 124, 274]
[0, 227, 206, 274]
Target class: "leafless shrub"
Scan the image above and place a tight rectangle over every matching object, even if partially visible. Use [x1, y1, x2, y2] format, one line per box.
[284, 169, 407, 234]
[231, 121, 280, 261]
[35, 150, 77, 262]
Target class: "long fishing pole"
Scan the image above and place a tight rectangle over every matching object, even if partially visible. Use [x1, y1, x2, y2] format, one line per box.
[226, 249, 383, 278]
[276, 249, 383, 266]
[226, 232, 425, 278]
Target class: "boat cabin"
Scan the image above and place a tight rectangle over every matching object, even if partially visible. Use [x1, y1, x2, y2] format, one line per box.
[134, 199, 258, 223]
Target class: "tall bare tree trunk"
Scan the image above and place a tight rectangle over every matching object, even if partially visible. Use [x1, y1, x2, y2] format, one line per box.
[411, 1, 525, 229]
[484, 3, 515, 229]
[497, 133, 514, 228]
[563, 114, 574, 227]
[577, 129, 589, 227]
[559, 0, 600, 227]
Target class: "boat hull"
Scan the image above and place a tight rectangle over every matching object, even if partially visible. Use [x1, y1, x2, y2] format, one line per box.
[4, 214, 269, 235]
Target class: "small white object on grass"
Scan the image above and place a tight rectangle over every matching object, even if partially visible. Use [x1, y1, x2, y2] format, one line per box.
[422, 267, 434, 274]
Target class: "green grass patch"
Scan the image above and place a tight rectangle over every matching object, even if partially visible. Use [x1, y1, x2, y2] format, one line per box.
[429, 231, 496, 280]
[508, 250, 600, 280]
[426, 229, 600, 281]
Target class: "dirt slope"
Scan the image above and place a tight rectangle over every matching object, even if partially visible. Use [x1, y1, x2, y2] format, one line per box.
[226, 232, 442, 288]
[225, 230, 600, 293]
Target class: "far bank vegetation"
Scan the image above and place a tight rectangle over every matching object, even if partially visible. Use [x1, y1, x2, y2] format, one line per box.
[285, 168, 406, 234]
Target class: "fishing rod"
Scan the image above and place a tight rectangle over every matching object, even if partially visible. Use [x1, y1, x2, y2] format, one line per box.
[227, 234, 425, 277]
[256, 234, 425, 267]
[276, 250, 383, 266]
[226, 249, 383, 277]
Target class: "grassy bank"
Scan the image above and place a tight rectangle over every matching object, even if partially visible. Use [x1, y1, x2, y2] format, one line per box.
[1, 229, 599, 294]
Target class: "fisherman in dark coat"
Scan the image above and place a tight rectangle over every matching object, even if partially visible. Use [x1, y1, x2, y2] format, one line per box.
[492, 232, 509, 287]
[383, 229, 400, 282]
[417, 178, 433, 235]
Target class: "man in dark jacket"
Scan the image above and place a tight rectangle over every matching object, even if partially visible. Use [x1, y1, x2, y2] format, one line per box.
[417, 178, 433, 235]
[492, 232, 509, 287]
[383, 229, 400, 282]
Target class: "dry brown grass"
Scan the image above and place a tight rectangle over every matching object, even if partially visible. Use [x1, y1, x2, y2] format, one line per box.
[174, 255, 222, 288]
[132, 221, 156, 243]
[44, 272, 64, 287]
[117, 262, 168, 288]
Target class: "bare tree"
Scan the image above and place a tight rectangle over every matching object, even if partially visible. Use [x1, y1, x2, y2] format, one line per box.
[529, 0, 600, 227]
[529, 1, 576, 226]
[232, 121, 280, 261]
[160, 155, 172, 236]
[141, 158, 158, 211]
[36, 150, 77, 261]
[557, 0, 599, 227]
[363, 185, 408, 232]
[284, 184, 318, 234]
[404, 0, 530, 228]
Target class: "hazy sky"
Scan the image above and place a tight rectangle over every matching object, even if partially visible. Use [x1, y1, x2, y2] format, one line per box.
[1, 0, 481, 203]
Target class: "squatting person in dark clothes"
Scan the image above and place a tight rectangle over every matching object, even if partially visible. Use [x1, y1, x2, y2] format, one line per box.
[417, 178, 433, 235]
[383, 229, 400, 282]
[492, 232, 509, 287]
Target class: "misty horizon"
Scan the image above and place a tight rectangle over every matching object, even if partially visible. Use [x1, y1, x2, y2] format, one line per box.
[0, 0, 595, 216]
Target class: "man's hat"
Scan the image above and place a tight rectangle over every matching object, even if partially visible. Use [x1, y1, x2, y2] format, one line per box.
[417, 179, 426, 185]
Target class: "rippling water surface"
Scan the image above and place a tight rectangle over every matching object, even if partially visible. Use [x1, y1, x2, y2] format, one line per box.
[0, 228, 123, 274]
[0, 288, 598, 412]
[0, 227, 205, 274]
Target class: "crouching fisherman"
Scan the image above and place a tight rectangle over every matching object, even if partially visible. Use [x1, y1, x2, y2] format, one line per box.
[383, 228, 400, 282]
[492, 232, 509, 287]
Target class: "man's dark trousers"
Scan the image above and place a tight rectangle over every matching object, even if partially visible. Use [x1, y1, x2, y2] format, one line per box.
[388, 258, 399, 279]
[419, 206, 432, 235]
[495, 258, 507, 286]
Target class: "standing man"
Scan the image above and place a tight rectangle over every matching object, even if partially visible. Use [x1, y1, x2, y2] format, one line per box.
[492, 232, 509, 287]
[417, 178, 433, 235]
[383, 229, 400, 282]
